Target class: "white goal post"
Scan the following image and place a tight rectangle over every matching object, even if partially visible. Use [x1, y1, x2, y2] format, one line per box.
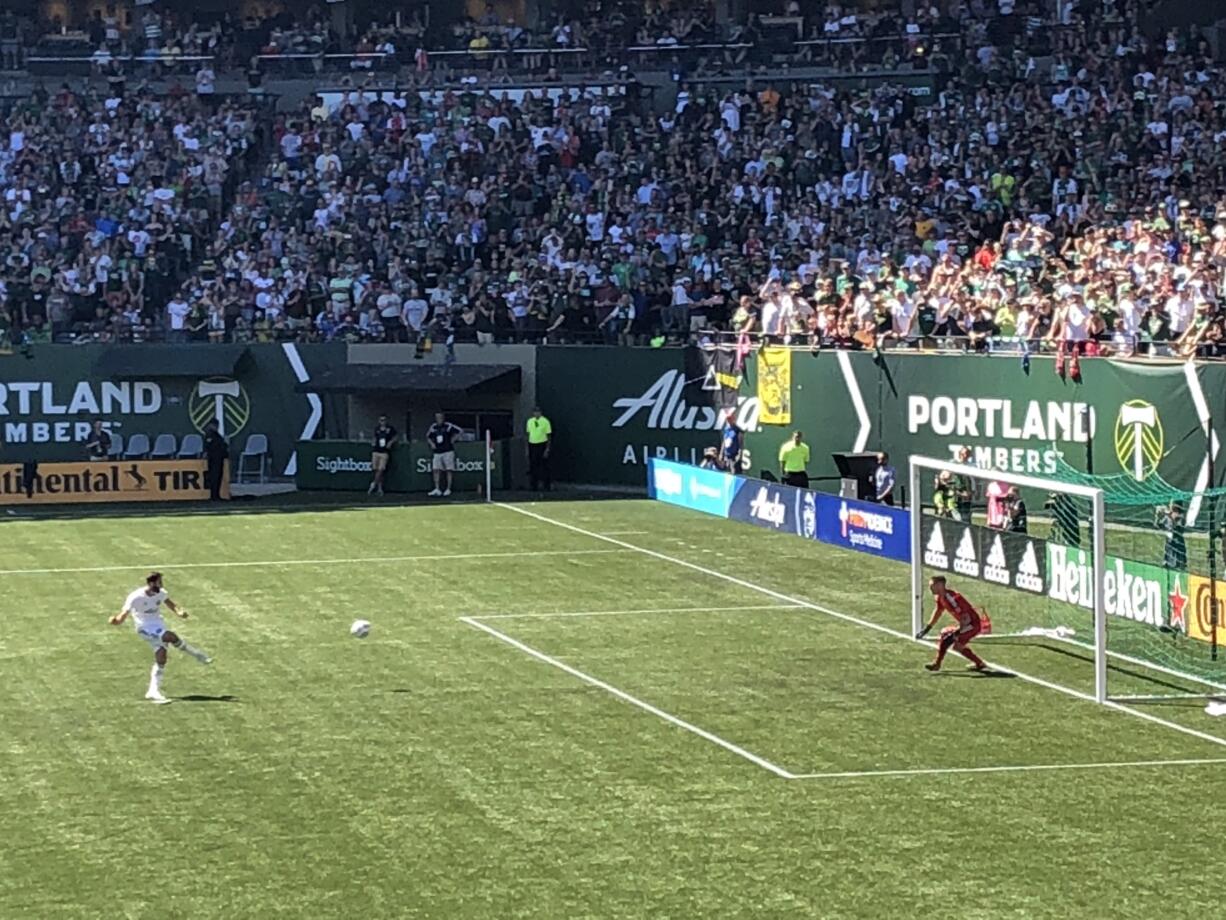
[908, 455, 1109, 703]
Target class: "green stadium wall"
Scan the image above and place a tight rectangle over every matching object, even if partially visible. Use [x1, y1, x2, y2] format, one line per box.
[0, 344, 346, 471]
[5, 345, 1223, 498]
[535, 348, 1226, 495]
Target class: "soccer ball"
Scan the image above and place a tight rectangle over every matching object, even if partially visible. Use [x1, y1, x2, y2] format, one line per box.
[350, 619, 372, 639]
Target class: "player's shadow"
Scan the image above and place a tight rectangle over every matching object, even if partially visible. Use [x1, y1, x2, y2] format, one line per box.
[175, 694, 240, 703]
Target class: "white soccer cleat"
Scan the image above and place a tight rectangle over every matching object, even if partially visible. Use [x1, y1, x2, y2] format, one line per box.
[145, 691, 171, 704]
[442, 488, 452, 497]
[428, 488, 442, 497]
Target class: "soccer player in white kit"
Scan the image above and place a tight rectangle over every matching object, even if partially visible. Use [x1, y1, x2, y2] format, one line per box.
[109, 572, 212, 703]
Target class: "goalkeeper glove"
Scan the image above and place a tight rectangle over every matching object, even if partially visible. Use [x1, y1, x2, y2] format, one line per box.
[915, 625, 932, 640]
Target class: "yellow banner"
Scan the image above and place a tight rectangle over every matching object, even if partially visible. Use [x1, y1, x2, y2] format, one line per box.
[0, 460, 227, 505]
[1187, 574, 1226, 644]
[757, 347, 792, 426]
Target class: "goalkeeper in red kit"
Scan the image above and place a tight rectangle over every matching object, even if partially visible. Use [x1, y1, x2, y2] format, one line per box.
[915, 575, 990, 672]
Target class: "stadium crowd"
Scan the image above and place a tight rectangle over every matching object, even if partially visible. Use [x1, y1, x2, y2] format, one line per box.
[1, 1, 1225, 358]
[0, 83, 261, 345]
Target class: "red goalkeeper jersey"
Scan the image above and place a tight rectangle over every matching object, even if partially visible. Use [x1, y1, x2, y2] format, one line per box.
[937, 589, 981, 631]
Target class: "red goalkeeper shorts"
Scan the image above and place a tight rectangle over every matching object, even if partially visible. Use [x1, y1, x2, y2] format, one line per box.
[941, 622, 982, 647]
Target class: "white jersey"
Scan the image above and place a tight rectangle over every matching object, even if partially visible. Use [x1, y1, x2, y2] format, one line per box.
[124, 587, 168, 631]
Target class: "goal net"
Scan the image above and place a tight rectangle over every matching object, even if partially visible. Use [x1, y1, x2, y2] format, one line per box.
[909, 455, 1226, 704]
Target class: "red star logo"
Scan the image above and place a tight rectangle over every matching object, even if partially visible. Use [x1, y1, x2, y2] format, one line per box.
[1169, 579, 1188, 633]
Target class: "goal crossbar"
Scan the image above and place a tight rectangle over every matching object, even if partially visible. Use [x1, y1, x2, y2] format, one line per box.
[908, 455, 1110, 704]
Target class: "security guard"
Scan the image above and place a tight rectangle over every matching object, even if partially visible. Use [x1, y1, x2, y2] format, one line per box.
[778, 430, 810, 488]
[202, 421, 229, 501]
[526, 406, 553, 491]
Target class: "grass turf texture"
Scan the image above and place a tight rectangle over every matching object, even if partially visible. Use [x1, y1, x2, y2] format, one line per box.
[4, 499, 1226, 918]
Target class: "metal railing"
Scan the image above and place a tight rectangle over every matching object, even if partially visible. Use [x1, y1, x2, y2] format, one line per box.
[12, 27, 971, 77]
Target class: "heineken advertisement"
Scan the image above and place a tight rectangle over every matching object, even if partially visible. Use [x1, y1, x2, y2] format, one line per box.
[537, 348, 1226, 501]
[295, 440, 509, 493]
[1045, 541, 1186, 632]
[0, 344, 345, 469]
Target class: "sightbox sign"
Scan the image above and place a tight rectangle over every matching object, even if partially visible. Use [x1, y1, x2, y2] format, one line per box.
[295, 440, 504, 493]
[921, 516, 1047, 595]
[0, 460, 226, 504]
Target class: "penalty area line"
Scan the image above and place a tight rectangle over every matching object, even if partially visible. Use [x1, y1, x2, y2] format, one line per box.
[788, 757, 1226, 781]
[470, 603, 802, 620]
[0, 548, 630, 576]
[500, 503, 1226, 754]
[461, 615, 796, 778]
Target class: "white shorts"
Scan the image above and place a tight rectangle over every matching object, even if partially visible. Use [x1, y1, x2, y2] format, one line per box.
[136, 621, 170, 655]
[432, 451, 456, 472]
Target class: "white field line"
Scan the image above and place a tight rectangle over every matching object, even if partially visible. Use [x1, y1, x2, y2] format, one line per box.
[789, 757, 1226, 781]
[0, 548, 629, 576]
[461, 615, 796, 778]
[501, 504, 1226, 754]
[471, 603, 802, 620]
[602, 530, 649, 536]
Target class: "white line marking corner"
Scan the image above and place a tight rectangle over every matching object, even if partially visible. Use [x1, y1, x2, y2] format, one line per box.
[787, 757, 1226, 781]
[461, 615, 795, 778]
[498, 503, 1226, 754]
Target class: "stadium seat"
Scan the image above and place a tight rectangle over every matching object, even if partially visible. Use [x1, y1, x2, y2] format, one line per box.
[106, 433, 123, 458]
[123, 433, 151, 459]
[237, 433, 269, 483]
[149, 434, 178, 459]
[178, 434, 204, 459]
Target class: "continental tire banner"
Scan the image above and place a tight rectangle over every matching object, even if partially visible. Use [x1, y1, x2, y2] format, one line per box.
[0, 460, 226, 504]
[920, 516, 1047, 595]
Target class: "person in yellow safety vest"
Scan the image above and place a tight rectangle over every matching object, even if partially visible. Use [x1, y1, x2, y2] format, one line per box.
[526, 406, 553, 491]
[779, 431, 810, 488]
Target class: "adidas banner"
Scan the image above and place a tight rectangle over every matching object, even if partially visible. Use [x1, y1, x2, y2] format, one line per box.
[920, 515, 1047, 595]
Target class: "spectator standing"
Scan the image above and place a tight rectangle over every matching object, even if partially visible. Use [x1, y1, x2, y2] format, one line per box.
[719, 411, 743, 473]
[85, 420, 111, 461]
[778, 431, 810, 488]
[526, 406, 553, 492]
[202, 421, 229, 502]
[166, 291, 191, 343]
[1005, 488, 1028, 534]
[426, 411, 463, 498]
[1158, 502, 1187, 571]
[954, 446, 976, 521]
[368, 414, 396, 497]
[874, 452, 896, 506]
[195, 62, 216, 108]
[986, 480, 1010, 528]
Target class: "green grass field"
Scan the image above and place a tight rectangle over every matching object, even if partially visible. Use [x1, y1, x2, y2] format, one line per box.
[5, 496, 1226, 919]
